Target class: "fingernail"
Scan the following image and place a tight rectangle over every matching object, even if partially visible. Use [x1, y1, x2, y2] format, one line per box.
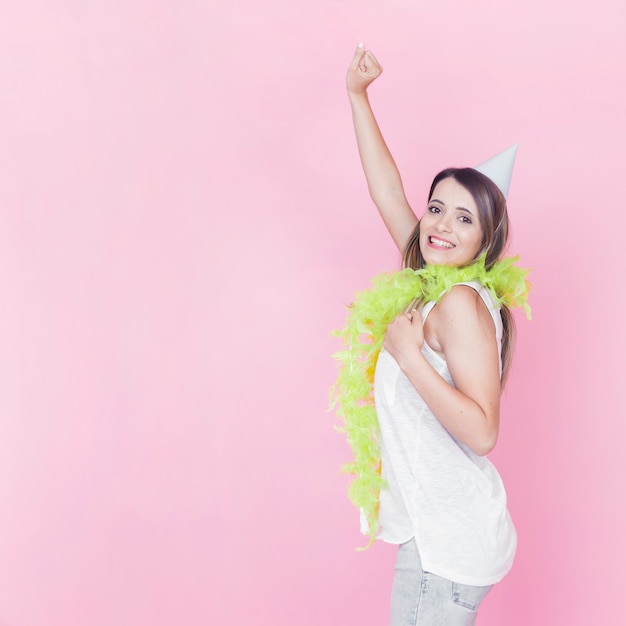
[358, 42, 364, 48]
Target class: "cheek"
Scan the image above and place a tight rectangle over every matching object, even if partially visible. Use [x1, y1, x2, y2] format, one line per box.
[461, 229, 484, 259]
[471, 231, 485, 256]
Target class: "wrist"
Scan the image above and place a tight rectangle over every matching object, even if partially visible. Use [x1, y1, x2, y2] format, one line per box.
[347, 88, 369, 103]
[395, 345, 426, 376]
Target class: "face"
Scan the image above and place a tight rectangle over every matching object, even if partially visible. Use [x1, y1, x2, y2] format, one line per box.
[419, 177, 483, 267]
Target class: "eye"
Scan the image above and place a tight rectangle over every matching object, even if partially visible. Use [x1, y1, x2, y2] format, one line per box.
[428, 205, 441, 214]
[458, 215, 473, 224]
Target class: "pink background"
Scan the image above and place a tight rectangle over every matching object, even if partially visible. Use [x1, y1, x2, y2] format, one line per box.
[1, 1, 624, 624]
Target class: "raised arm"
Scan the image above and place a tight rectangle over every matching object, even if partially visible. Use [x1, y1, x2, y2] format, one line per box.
[346, 44, 418, 251]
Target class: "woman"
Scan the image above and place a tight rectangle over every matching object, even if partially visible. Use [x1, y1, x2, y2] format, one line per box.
[334, 44, 530, 625]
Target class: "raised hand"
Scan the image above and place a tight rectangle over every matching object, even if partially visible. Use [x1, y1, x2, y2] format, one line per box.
[346, 43, 383, 96]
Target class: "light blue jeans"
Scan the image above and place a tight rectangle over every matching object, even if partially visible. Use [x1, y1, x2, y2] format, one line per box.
[390, 539, 492, 626]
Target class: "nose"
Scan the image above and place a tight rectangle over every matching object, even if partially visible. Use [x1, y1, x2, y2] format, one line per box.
[435, 213, 453, 233]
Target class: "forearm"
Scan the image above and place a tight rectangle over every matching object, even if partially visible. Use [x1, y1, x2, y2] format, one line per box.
[348, 92, 417, 249]
[348, 91, 406, 208]
[396, 350, 499, 456]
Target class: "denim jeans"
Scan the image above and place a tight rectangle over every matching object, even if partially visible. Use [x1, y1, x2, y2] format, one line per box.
[390, 539, 492, 626]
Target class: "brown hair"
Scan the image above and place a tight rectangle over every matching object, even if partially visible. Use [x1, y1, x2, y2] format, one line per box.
[402, 167, 515, 386]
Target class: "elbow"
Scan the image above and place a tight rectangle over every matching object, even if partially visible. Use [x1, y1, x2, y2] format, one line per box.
[473, 430, 498, 457]
[472, 410, 500, 456]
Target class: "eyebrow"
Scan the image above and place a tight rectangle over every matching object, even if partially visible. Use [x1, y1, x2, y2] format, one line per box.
[430, 198, 475, 216]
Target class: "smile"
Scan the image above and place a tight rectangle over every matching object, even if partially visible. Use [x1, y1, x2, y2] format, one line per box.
[428, 236, 455, 249]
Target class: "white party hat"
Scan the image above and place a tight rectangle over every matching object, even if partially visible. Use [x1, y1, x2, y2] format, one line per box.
[475, 144, 518, 198]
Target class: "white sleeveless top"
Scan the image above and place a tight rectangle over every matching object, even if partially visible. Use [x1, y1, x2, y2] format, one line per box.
[368, 280, 516, 586]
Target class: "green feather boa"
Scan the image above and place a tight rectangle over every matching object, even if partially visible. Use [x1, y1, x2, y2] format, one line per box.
[330, 256, 531, 548]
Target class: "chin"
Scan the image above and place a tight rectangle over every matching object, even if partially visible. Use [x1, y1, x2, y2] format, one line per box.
[422, 252, 458, 267]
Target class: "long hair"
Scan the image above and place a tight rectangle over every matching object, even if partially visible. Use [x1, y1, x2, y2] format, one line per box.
[402, 167, 515, 385]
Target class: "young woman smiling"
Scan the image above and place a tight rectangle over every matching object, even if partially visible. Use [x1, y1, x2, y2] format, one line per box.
[333, 44, 530, 626]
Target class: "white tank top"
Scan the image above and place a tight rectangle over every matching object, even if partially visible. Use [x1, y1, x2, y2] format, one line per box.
[369, 280, 517, 586]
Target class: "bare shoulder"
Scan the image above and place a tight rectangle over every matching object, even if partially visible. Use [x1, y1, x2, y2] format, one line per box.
[428, 284, 501, 407]
[429, 285, 496, 347]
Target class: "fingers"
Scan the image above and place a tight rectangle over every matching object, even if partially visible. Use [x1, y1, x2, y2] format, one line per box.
[398, 309, 421, 326]
[390, 311, 416, 327]
[349, 42, 365, 71]
[361, 50, 381, 74]
[397, 310, 418, 321]
[349, 43, 382, 73]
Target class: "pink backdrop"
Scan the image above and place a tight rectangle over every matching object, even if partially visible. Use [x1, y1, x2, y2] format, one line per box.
[1, 1, 624, 624]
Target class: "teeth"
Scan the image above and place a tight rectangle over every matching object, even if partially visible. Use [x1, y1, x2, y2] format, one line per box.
[430, 236, 454, 249]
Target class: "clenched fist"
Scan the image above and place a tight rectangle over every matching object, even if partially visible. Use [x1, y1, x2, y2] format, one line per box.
[346, 43, 383, 96]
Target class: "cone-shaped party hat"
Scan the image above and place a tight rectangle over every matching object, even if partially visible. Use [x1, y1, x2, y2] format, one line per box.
[475, 144, 517, 198]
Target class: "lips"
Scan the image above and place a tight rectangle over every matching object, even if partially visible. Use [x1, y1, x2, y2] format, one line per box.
[428, 236, 455, 249]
